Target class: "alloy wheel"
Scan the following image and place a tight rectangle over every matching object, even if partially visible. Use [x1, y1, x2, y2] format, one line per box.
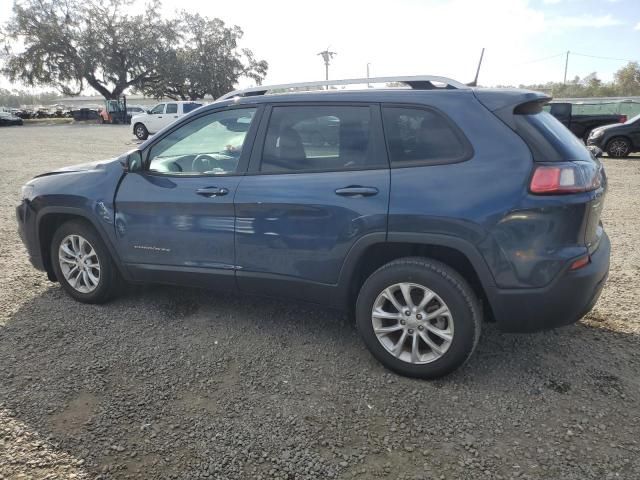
[58, 234, 101, 293]
[372, 282, 454, 364]
[609, 139, 629, 157]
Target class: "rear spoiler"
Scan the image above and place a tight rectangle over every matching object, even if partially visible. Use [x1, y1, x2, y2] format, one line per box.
[473, 89, 551, 129]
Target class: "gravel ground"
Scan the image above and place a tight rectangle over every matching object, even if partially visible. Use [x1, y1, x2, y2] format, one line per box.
[1, 124, 639, 480]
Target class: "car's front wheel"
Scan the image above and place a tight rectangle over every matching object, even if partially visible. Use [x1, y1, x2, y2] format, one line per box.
[50, 220, 119, 304]
[606, 136, 631, 158]
[134, 123, 149, 140]
[356, 257, 481, 379]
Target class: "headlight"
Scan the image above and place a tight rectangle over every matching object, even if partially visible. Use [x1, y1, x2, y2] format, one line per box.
[591, 129, 604, 139]
[20, 184, 34, 201]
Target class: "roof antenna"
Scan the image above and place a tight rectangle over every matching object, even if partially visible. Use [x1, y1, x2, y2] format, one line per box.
[468, 48, 485, 87]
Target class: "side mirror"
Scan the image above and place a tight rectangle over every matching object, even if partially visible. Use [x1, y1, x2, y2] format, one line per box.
[146, 110, 152, 115]
[124, 150, 143, 172]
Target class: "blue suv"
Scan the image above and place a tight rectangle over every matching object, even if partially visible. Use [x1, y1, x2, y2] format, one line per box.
[16, 76, 610, 378]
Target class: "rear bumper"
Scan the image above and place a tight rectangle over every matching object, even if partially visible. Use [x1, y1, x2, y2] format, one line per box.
[16, 201, 45, 271]
[490, 232, 610, 333]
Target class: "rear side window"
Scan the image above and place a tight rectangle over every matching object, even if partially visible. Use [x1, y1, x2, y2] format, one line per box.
[382, 107, 470, 166]
[165, 103, 178, 114]
[514, 110, 591, 162]
[261, 106, 381, 173]
[183, 103, 203, 113]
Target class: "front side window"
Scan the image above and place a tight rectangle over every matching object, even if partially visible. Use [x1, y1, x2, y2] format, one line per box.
[150, 104, 165, 115]
[382, 107, 469, 166]
[261, 106, 378, 173]
[148, 108, 256, 175]
[165, 103, 178, 114]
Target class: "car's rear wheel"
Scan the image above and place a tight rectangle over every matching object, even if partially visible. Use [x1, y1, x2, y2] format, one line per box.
[356, 257, 481, 379]
[606, 137, 631, 158]
[134, 123, 149, 140]
[51, 220, 119, 304]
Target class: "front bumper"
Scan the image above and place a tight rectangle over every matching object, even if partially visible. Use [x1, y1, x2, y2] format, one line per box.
[586, 136, 606, 149]
[16, 201, 45, 271]
[490, 232, 610, 333]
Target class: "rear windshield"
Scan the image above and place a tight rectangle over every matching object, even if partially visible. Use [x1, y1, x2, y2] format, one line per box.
[515, 111, 591, 162]
[183, 103, 203, 113]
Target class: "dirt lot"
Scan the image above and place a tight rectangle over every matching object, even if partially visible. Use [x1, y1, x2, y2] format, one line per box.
[1, 124, 639, 480]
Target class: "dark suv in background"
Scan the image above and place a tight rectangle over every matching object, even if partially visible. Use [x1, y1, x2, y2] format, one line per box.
[16, 76, 609, 378]
[587, 113, 640, 157]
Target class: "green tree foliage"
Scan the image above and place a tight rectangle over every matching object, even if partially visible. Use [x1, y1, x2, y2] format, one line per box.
[1, 0, 176, 99]
[140, 12, 268, 100]
[0, 0, 267, 101]
[516, 62, 640, 98]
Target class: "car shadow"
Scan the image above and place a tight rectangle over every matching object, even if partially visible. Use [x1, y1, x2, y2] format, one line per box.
[1, 284, 639, 478]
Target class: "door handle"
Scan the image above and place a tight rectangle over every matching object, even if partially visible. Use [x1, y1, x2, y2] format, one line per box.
[196, 187, 229, 197]
[174, 115, 178, 118]
[335, 186, 379, 197]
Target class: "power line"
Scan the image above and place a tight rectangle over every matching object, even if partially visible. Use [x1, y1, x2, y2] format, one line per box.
[515, 52, 565, 66]
[571, 52, 638, 63]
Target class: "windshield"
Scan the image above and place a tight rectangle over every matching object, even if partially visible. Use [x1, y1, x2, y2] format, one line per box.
[625, 113, 640, 124]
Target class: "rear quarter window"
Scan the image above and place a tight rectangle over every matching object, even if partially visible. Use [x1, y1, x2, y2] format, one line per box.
[183, 103, 203, 113]
[515, 111, 592, 162]
[382, 106, 472, 167]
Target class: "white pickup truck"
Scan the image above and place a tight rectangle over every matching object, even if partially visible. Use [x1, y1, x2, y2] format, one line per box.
[131, 101, 204, 140]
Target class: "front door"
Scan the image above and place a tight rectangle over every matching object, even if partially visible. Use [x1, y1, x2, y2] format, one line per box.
[115, 106, 261, 288]
[146, 103, 166, 133]
[234, 104, 390, 302]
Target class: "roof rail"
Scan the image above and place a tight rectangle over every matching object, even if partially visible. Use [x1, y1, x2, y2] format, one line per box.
[217, 75, 469, 101]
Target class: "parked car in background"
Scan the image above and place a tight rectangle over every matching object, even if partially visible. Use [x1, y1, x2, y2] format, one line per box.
[587, 113, 640, 157]
[0, 111, 24, 126]
[548, 102, 626, 142]
[131, 101, 203, 140]
[16, 76, 610, 379]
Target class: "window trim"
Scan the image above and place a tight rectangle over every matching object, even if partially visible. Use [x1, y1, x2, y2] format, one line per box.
[247, 102, 389, 176]
[380, 103, 474, 168]
[140, 105, 263, 178]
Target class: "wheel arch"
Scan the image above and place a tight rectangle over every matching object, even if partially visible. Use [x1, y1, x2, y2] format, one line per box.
[338, 233, 498, 321]
[36, 207, 129, 282]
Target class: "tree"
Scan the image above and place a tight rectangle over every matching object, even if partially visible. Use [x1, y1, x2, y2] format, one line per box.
[613, 62, 640, 96]
[1, 0, 177, 99]
[140, 12, 268, 100]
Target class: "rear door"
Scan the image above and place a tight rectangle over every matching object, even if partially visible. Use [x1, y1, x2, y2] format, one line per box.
[234, 103, 390, 302]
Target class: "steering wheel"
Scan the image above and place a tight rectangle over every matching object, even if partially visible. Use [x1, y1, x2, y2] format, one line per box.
[191, 154, 228, 173]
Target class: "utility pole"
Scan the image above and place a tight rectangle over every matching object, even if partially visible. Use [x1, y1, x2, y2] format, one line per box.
[563, 50, 570, 84]
[366, 62, 371, 88]
[318, 49, 337, 89]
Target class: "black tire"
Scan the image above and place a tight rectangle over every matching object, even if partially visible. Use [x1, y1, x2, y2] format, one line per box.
[134, 123, 149, 140]
[606, 136, 631, 158]
[50, 220, 119, 304]
[355, 257, 481, 379]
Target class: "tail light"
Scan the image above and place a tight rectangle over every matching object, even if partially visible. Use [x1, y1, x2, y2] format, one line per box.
[530, 161, 602, 195]
[619, 115, 627, 123]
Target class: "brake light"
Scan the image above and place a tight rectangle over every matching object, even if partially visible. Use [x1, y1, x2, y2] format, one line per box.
[530, 162, 602, 195]
[619, 115, 627, 123]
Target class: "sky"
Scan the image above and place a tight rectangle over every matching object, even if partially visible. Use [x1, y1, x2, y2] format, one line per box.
[0, 0, 639, 92]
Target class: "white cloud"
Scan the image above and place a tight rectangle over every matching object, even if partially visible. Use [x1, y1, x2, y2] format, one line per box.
[548, 14, 623, 28]
[635, 22, 640, 30]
